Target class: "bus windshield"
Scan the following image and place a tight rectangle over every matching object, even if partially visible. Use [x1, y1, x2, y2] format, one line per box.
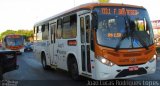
[94, 7, 154, 49]
[6, 37, 24, 46]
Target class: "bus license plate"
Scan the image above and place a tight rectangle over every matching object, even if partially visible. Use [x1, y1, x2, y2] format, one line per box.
[129, 66, 139, 71]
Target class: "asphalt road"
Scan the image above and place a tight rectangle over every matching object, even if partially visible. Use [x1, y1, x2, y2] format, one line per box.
[2, 52, 160, 86]
[3, 52, 86, 86]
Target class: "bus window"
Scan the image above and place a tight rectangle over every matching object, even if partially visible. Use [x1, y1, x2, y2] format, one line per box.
[80, 17, 85, 43]
[42, 24, 49, 40]
[33, 27, 37, 41]
[85, 15, 91, 73]
[108, 18, 119, 33]
[85, 15, 90, 43]
[57, 19, 62, 39]
[135, 18, 147, 32]
[53, 24, 56, 43]
[38, 26, 42, 33]
[63, 16, 70, 39]
[33, 27, 36, 34]
[62, 14, 77, 39]
[36, 26, 39, 33]
[5, 35, 24, 47]
[50, 24, 56, 43]
[36, 26, 42, 40]
[70, 14, 77, 38]
[42, 25, 45, 32]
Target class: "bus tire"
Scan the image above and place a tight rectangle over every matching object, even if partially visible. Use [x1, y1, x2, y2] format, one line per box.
[69, 58, 80, 80]
[41, 53, 50, 70]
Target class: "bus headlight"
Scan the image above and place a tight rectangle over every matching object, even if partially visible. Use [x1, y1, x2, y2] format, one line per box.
[97, 56, 114, 66]
[149, 55, 157, 63]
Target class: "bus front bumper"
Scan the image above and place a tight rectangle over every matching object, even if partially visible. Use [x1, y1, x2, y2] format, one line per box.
[93, 59, 156, 80]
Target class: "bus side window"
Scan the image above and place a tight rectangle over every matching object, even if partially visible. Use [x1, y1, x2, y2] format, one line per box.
[42, 25, 45, 32]
[50, 25, 54, 43]
[70, 14, 77, 38]
[33, 27, 36, 34]
[42, 24, 49, 40]
[62, 16, 70, 39]
[37, 26, 42, 40]
[38, 26, 42, 33]
[53, 24, 56, 43]
[62, 14, 77, 39]
[85, 15, 90, 43]
[80, 17, 85, 43]
[36, 26, 39, 33]
[57, 19, 62, 39]
[34, 26, 37, 41]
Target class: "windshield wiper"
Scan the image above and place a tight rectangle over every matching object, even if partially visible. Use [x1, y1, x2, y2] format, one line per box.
[115, 9, 149, 51]
[115, 17, 130, 51]
[132, 30, 149, 50]
[115, 18, 149, 51]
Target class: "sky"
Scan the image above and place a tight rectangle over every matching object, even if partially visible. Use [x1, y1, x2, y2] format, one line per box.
[0, 0, 159, 33]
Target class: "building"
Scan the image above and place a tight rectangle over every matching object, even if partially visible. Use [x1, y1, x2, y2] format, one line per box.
[152, 20, 160, 46]
[152, 20, 160, 38]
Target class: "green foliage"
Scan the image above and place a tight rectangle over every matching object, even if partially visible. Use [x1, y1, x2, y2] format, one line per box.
[0, 29, 33, 41]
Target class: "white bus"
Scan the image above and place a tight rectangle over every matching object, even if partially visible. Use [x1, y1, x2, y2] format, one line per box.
[33, 3, 156, 80]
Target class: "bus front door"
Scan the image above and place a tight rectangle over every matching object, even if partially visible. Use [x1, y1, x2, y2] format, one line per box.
[79, 13, 92, 74]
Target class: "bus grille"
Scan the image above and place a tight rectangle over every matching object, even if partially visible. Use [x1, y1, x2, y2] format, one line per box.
[123, 53, 141, 57]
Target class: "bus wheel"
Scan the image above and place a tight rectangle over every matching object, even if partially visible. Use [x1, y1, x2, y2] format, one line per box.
[41, 53, 49, 70]
[69, 59, 80, 80]
[0, 66, 3, 80]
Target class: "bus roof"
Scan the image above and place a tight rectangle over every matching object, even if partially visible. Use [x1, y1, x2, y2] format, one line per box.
[34, 3, 144, 26]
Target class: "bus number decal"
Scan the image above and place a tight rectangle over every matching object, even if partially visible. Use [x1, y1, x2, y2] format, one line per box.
[107, 33, 122, 38]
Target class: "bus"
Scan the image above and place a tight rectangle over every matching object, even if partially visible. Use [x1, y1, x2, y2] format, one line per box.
[2, 34, 24, 54]
[33, 3, 156, 80]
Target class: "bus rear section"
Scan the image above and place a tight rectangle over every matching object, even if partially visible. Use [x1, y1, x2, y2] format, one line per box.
[2, 35, 24, 54]
[33, 3, 156, 80]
